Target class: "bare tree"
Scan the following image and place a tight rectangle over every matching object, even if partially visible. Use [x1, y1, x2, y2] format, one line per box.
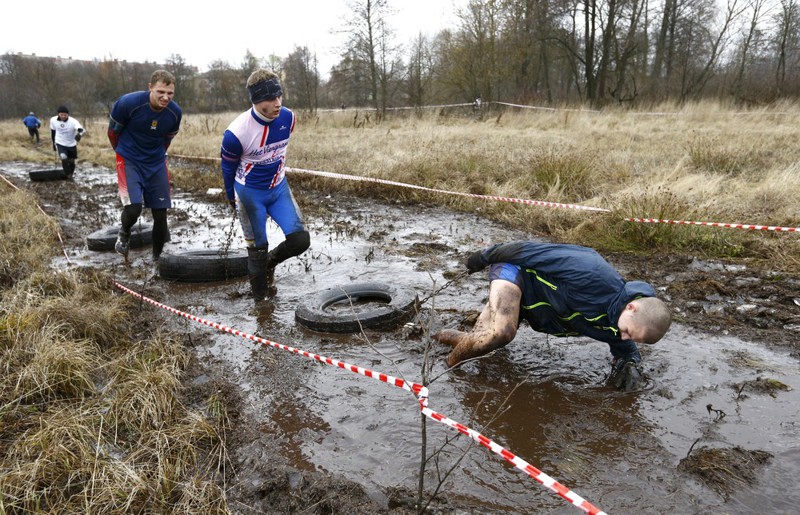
[166, 54, 198, 111]
[731, 0, 772, 104]
[204, 59, 242, 112]
[283, 46, 320, 111]
[610, 0, 648, 103]
[342, 0, 398, 114]
[406, 33, 434, 106]
[771, 0, 800, 96]
[458, 0, 501, 102]
[683, 0, 745, 100]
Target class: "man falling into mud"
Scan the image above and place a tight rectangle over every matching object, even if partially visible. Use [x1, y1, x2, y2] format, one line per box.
[434, 241, 672, 390]
[220, 69, 310, 302]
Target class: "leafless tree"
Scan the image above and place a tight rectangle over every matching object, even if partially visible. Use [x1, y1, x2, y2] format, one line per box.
[341, 0, 399, 115]
[731, 0, 773, 104]
[283, 46, 320, 111]
[406, 33, 435, 106]
[771, 0, 800, 95]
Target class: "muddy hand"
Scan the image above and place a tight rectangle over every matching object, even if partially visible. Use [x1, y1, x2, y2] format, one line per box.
[432, 329, 464, 347]
[608, 360, 644, 392]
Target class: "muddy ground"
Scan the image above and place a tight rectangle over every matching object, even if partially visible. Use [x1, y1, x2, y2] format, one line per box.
[4, 161, 800, 514]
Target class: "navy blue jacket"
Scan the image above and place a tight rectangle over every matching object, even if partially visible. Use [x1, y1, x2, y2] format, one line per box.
[23, 115, 41, 128]
[474, 241, 655, 362]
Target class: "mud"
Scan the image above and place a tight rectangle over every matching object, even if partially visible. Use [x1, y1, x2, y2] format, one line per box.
[3, 161, 800, 514]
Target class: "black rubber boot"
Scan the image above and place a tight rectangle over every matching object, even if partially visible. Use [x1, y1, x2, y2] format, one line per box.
[65, 159, 76, 178]
[247, 246, 270, 301]
[264, 255, 277, 294]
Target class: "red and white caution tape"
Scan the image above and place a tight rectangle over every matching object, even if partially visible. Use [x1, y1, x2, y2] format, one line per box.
[113, 281, 426, 400]
[169, 155, 798, 234]
[168, 155, 608, 213]
[287, 166, 611, 213]
[423, 406, 606, 514]
[113, 280, 606, 514]
[624, 217, 800, 233]
[493, 101, 601, 113]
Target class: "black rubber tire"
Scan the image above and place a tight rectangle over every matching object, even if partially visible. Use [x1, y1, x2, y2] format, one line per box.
[86, 224, 153, 251]
[295, 282, 419, 333]
[29, 169, 65, 181]
[158, 249, 248, 282]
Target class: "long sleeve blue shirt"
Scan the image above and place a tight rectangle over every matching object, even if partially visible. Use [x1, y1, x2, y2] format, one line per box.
[476, 241, 655, 361]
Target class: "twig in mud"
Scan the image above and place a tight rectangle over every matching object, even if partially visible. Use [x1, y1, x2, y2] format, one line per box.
[686, 437, 702, 458]
[417, 378, 528, 514]
[706, 403, 726, 421]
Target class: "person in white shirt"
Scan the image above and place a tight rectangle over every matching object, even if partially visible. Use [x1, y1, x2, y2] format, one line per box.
[49, 105, 85, 179]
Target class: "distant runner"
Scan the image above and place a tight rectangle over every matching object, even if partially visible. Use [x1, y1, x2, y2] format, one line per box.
[49, 106, 85, 179]
[22, 112, 42, 144]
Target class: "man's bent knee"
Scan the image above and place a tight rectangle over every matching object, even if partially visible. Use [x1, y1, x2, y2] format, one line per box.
[286, 230, 310, 256]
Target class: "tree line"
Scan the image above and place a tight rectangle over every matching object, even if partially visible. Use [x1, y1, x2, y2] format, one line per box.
[3, 0, 799, 120]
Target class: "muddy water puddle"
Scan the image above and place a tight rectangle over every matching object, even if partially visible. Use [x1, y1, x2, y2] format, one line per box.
[4, 161, 800, 513]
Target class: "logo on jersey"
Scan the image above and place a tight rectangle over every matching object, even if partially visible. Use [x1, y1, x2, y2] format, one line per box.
[150, 121, 158, 131]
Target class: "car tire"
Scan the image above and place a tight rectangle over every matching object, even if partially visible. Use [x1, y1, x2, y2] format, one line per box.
[158, 249, 248, 282]
[295, 282, 419, 333]
[86, 224, 153, 251]
[29, 169, 66, 181]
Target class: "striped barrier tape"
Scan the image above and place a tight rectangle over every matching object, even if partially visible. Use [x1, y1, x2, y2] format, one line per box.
[169, 155, 798, 233]
[316, 103, 475, 113]
[113, 281, 427, 401]
[286, 167, 611, 213]
[312, 100, 796, 117]
[493, 101, 601, 113]
[112, 280, 606, 514]
[624, 217, 800, 233]
[422, 406, 606, 515]
[170, 156, 610, 214]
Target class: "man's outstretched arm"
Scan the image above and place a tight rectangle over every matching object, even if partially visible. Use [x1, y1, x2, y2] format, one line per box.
[435, 279, 522, 367]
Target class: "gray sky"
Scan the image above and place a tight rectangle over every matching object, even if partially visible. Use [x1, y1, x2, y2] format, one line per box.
[2, 0, 466, 75]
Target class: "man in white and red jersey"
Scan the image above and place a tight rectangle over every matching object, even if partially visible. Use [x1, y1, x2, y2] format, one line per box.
[220, 69, 310, 301]
[107, 69, 182, 263]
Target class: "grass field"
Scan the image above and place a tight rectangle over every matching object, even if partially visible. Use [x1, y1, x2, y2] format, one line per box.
[4, 102, 798, 270]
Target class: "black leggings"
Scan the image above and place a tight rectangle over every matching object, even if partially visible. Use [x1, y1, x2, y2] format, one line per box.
[121, 204, 169, 257]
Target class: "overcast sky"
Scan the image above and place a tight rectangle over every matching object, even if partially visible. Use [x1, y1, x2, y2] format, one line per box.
[2, 0, 466, 75]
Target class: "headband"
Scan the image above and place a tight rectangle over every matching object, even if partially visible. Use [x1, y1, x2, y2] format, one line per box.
[248, 78, 283, 104]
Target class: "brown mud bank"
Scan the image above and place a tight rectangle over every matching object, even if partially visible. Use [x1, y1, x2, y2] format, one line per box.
[3, 161, 800, 513]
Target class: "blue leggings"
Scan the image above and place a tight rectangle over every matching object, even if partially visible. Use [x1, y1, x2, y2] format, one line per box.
[234, 179, 305, 247]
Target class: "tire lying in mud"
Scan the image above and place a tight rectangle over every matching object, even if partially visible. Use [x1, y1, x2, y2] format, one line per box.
[86, 224, 153, 251]
[158, 249, 248, 282]
[295, 282, 419, 333]
[29, 169, 66, 181]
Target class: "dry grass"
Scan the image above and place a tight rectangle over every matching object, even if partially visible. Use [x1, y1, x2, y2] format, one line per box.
[2, 101, 800, 270]
[0, 186, 229, 512]
[0, 189, 60, 286]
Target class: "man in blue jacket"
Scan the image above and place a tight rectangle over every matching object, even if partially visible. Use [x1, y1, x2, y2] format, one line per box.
[434, 241, 672, 390]
[22, 112, 42, 143]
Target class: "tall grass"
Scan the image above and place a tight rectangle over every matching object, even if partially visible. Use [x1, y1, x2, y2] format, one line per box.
[0, 186, 229, 512]
[2, 100, 799, 271]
